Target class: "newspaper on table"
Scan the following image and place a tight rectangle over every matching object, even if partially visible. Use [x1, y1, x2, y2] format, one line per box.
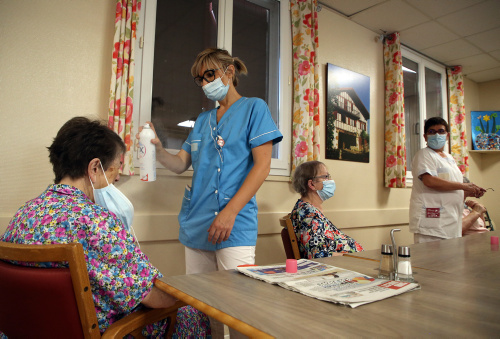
[236, 259, 420, 308]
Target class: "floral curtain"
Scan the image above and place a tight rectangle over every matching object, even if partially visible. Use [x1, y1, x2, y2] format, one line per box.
[383, 32, 406, 188]
[290, 0, 320, 176]
[447, 66, 469, 177]
[108, 0, 141, 175]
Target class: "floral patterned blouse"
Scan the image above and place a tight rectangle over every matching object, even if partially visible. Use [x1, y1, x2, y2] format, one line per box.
[291, 199, 363, 258]
[0, 184, 164, 334]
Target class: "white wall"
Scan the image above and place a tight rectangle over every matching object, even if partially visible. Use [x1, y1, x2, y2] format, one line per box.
[0, 1, 494, 278]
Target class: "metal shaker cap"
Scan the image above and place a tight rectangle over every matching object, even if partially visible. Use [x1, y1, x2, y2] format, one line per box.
[381, 244, 393, 254]
[398, 246, 411, 257]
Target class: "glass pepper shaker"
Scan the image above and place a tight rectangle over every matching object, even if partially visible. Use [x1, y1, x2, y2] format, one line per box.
[397, 246, 414, 283]
[378, 244, 394, 279]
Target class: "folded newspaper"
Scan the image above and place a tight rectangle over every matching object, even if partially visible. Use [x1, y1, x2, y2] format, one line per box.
[236, 259, 420, 308]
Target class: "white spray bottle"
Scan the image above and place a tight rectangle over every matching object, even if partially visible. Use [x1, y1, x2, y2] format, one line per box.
[138, 123, 156, 182]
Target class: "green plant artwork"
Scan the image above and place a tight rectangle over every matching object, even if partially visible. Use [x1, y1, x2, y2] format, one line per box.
[471, 111, 500, 150]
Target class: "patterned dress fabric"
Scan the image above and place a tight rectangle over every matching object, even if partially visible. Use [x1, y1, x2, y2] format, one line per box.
[383, 32, 406, 188]
[291, 0, 321, 176]
[173, 306, 211, 338]
[291, 199, 363, 258]
[0, 184, 166, 336]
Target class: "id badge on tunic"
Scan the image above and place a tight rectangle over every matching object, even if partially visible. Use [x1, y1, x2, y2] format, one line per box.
[217, 135, 225, 147]
[426, 208, 440, 218]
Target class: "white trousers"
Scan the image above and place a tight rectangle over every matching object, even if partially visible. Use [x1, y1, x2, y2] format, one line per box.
[185, 246, 256, 338]
[185, 245, 256, 274]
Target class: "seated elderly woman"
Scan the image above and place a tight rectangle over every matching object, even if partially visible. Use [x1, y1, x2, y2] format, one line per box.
[463, 200, 489, 235]
[462, 177, 489, 236]
[462, 178, 489, 235]
[0, 117, 177, 336]
[291, 161, 363, 258]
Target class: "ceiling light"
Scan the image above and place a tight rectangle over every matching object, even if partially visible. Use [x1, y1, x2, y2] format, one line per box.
[177, 120, 195, 128]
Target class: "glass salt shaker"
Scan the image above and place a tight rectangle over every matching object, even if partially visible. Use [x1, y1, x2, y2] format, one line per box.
[378, 244, 394, 279]
[397, 246, 414, 283]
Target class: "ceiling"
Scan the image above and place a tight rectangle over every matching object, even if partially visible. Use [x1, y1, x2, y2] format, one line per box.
[319, 0, 500, 83]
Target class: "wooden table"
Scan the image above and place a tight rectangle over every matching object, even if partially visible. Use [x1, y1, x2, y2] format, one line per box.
[345, 230, 500, 275]
[157, 232, 500, 338]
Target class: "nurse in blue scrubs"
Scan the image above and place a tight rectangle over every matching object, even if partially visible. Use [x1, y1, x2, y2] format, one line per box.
[139, 47, 282, 276]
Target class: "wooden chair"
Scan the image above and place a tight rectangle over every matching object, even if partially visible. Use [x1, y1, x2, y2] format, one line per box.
[279, 214, 301, 260]
[0, 241, 185, 339]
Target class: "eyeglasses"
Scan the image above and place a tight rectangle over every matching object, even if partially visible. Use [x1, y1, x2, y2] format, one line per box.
[193, 68, 221, 87]
[426, 129, 447, 135]
[312, 174, 331, 181]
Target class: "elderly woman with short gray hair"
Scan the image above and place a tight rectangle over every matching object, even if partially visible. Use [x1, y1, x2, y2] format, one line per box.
[291, 161, 363, 259]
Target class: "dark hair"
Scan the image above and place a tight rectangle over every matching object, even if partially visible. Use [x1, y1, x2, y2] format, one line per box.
[424, 117, 449, 134]
[292, 161, 324, 196]
[191, 48, 248, 87]
[48, 117, 126, 183]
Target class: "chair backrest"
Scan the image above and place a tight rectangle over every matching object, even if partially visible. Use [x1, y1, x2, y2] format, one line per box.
[0, 241, 100, 339]
[279, 214, 301, 260]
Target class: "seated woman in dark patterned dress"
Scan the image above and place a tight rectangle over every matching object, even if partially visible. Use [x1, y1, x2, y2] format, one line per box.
[0, 117, 179, 337]
[291, 161, 363, 258]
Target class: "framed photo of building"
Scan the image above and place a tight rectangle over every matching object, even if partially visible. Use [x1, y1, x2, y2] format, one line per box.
[326, 64, 370, 163]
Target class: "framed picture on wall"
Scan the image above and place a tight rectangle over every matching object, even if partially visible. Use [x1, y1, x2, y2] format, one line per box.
[471, 111, 500, 150]
[325, 64, 370, 163]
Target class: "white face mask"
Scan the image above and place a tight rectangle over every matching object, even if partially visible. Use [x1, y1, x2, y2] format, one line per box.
[89, 161, 134, 232]
[317, 179, 336, 201]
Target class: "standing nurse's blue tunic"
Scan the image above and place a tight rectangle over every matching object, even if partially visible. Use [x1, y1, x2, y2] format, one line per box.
[178, 97, 283, 251]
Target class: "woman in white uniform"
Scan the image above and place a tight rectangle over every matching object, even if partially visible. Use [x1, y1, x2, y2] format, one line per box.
[409, 117, 485, 243]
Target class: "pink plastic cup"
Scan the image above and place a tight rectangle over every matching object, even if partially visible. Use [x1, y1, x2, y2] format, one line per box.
[491, 236, 499, 245]
[286, 259, 298, 273]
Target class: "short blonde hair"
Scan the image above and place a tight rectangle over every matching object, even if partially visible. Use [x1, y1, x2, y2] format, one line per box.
[191, 48, 248, 87]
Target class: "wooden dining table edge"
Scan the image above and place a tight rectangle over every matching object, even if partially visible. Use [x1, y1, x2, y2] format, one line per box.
[154, 279, 274, 339]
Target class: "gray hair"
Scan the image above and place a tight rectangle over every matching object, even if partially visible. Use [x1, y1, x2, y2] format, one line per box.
[292, 161, 324, 196]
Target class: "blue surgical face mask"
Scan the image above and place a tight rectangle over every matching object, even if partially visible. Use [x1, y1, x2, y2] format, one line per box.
[90, 161, 134, 232]
[202, 68, 229, 101]
[427, 134, 447, 150]
[317, 179, 336, 201]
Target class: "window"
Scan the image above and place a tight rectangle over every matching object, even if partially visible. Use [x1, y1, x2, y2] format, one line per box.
[134, 0, 291, 176]
[402, 47, 447, 184]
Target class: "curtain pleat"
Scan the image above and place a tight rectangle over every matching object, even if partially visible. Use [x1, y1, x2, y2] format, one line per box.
[447, 66, 469, 177]
[290, 0, 320, 176]
[108, 0, 141, 175]
[383, 32, 406, 188]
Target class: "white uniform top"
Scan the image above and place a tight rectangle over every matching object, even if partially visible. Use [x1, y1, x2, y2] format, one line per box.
[409, 147, 464, 239]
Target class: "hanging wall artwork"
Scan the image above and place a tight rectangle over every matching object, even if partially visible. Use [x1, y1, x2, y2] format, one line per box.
[326, 63, 370, 163]
[471, 111, 500, 150]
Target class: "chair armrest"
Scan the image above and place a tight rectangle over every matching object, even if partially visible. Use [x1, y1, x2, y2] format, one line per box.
[101, 300, 187, 339]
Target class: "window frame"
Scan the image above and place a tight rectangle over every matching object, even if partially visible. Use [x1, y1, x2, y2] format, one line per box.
[402, 47, 448, 186]
[133, 0, 292, 176]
